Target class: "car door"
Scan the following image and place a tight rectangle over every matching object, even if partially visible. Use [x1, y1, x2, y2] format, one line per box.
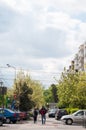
[74, 110, 84, 124]
[83, 111, 86, 127]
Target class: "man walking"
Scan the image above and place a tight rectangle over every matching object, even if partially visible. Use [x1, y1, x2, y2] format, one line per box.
[39, 106, 47, 124]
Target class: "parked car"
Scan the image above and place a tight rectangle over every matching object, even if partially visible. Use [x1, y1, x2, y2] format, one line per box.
[14, 110, 27, 120]
[48, 108, 57, 117]
[61, 110, 86, 125]
[0, 108, 19, 124]
[55, 109, 68, 120]
[19, 111, 27, 120]
[0, 109, 6, 126]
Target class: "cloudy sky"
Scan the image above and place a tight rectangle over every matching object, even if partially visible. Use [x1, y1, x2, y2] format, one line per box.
[0, 0, 86, 88]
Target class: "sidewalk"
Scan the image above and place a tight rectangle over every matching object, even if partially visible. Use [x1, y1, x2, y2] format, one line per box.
[26, 116, 86, 130]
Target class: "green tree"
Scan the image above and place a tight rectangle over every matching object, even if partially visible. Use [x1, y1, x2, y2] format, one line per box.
[50, 84, 58, 103]
[57, 70, 86, 109]
[12, 71, 33, 111]
[12, 70, 45, 110]
[30, 80, 45, 108]
[43, 89, 53, 104]
[43, 84, 58, 107]
[18, 81, 33, 111]
[73, 72, 86, 108]
[57, 70, 78, 108]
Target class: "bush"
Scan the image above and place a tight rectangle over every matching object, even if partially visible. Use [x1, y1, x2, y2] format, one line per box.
[66, 108, 79, 114]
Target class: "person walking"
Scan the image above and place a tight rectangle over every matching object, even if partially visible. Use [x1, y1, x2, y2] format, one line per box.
[33, 108, 38, 123]
[39, 106, 47, 124]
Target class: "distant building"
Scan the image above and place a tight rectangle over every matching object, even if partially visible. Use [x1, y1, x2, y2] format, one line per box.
[68, 42, 86, 72]
[48, 103, 57, 109]
[74, 53, 79, 71]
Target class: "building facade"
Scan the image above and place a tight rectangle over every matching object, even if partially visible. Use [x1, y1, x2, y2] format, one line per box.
[69, 42, 86, 72]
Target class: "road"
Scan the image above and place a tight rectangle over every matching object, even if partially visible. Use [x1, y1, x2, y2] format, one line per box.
[0, 116, 85, 130]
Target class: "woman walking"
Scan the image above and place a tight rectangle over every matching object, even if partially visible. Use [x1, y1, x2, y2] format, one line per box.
[33, 108, 38, 123]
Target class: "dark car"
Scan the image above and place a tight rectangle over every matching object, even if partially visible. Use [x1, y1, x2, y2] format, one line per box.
[0, 115, 3, 126]
[48, 108, 57, 118]
[0, 109, 5, 126]
[0, 108, 19, 124]
[55, 109, 68, 120]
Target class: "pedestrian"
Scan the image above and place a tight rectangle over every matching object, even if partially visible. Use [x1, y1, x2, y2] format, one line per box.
[39, 106, 47, 124]
[33, 108, 38, 123]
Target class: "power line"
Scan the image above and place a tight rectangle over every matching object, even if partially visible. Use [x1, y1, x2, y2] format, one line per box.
[0, 66, 61, 87]
[0, 70, 12, 87]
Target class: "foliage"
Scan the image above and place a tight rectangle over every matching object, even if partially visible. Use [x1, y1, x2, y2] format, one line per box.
[43, 89, 53, 103]
[28, 80, 45, 108]
[50, 84, 58, 103]
[66, 108, 79, 114]
[7, 70, 44, 111]
[43, 84, 58, 106]
[57, 70, 86, 109]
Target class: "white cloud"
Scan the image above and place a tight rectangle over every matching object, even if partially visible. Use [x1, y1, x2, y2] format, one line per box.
[76, 23, 86, 42]
[1, 0, 86, 15]
[45, 12, 80, 31]
[0, 0, 86, 87]
[1, 0, 32, 14]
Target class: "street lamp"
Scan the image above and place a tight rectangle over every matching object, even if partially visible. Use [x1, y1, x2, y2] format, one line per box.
[6, 64, 17, 90]
[7, 64, 17, 105]
[6, 64, 20, 110]
[6, 64, 16, 82]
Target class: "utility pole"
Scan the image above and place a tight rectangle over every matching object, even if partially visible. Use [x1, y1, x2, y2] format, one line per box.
[6, 64, 16, 82]
[0, 81, 3, 108]
[0, 81, 4, 109]
[6, 64, 20, 110]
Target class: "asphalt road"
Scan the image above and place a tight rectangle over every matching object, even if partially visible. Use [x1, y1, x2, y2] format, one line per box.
[0, 115, 85, 130]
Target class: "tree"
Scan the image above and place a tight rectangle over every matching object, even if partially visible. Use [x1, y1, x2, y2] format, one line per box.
[57, 70, 86, 109]
[12, 70, 45, 110]
[12, 71, 33, 111]
[18, 81, 33, 111]
[43, 89, 52, 103]
[50, 84, 58, 103]
[43, 84, 58, 107]
[29, 80, 45, 108]
[57, 70, 76, 108]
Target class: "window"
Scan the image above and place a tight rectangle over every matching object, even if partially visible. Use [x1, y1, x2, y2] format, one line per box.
[75, 111, 84, 116]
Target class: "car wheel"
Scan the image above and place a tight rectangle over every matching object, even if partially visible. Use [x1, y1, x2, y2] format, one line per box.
[12, 120, 17, 124]
[0, 120, 3, 126]
[6, 118, 11, 124]
[66, 119, 73, 125]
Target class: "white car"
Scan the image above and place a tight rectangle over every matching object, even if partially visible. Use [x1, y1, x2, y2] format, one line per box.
[61, 110, 86, 125]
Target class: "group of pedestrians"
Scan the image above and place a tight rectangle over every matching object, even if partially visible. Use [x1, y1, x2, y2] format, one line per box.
[33, 106, 47, 124]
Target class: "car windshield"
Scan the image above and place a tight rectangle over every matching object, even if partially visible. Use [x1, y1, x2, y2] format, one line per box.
[49, 109, 56, 112]
[5, 109, 15, 113]
[72, 110, 84, 116]
[0, 109, 4, 114]
[74, 111, 84, 116]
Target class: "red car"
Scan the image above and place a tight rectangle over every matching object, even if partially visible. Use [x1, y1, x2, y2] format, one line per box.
[19, 111, 27, 120]
[14, 110, 27, 120]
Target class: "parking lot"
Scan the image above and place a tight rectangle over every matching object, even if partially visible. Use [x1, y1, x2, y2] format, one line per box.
[0, 116, 86, 130]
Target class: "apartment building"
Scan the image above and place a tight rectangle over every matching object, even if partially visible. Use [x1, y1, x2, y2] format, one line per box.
[69, 42, 86, 72]
[84, 42, 86, 71]
[75, 44, 84, 71]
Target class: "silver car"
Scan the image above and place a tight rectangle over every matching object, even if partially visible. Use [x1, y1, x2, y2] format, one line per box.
[61, 110, 86, 125]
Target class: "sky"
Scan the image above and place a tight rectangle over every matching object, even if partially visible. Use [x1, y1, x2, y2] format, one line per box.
[0, 0, 86, 88]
